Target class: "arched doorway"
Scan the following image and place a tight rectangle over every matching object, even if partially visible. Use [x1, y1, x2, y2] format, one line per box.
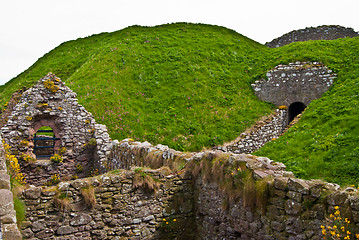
[288, 102, 306, 123]
[29, 119, 62, 159]
[33, 126, 60, 158]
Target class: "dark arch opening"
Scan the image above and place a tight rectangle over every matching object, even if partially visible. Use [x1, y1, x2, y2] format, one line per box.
[288, 102, 306, 123]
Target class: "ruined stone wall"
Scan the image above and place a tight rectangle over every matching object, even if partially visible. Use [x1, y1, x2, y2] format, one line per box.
[266, 25, 359, 48]
[0, 137, 22, 240]
[1, 74, 112, 185]
[214, 108, 287, 154]
[252, 62, 337, 107]
[196, 177, 359, 239]
[20, 169, 195, 240]
[21, 139, 359, 239]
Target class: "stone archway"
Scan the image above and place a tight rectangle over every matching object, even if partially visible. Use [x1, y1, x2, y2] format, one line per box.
[288, 102, 306, 123]
[29, 119, 61, 158]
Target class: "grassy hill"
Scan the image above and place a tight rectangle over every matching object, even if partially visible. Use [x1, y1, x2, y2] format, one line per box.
[0, 23, 358, 185]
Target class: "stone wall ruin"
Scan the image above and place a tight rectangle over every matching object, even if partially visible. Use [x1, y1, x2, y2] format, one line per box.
[1, 74, 112, 185]
[252, 62, 336, 125]
[266, 25, 359, 48]
[19, 139, 359, 239]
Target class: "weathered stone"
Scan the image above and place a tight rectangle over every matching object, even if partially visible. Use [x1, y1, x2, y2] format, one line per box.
[271, 221, 285, 232]
[2, 223, 22, 240]
[352, 210, 359, 223]
[274, 177, 288, 190]
[266, 25, 359, 48]
[285, 199, 302, 215]
[57, 225, 77, 235]
[287, 191, 302, 202]
[0, 171, 10, 189]
[71, 179, 89, 190]
[349, 195, 359, 211]
[287, 178, 309, 194]
[327, 191, 348, 206]
[35, 229, 54, 239]
[21, 228, 34, 238]
[31, 220, 45, 232]
[70, 213, 92, 226]
[23, 187, 42, 199]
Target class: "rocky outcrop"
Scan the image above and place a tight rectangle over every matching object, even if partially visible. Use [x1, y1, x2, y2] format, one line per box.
[266, 25, 359, 48]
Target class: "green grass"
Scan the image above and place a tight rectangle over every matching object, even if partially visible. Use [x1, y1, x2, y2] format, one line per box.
[0, 23, 358, 185]
[254, 39, 359, 185]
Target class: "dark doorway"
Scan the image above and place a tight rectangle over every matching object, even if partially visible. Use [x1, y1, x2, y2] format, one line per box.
[288, 102, 306, 123]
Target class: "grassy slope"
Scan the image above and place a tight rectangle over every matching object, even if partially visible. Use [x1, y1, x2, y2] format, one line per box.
[255, 38, 359, 185]
[0, 23, 275, 151]
[0, 23, 358, 184]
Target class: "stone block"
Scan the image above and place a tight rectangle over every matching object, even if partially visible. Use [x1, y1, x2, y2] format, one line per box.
[349, 195, 359, 210]
[274, 177, 288, 190]
[23, 187, 42, 199]
[0, 189, 14, 216]
[287, 178, 309, 194]
[327, 191, 348, 206]
[0, 171, 10, 189]
[2, 223, 22, 240]
[70, 213, 92, 226]
[287, 191, 302, 202]
[57, 225, 77, 235]
[285, 199, 302, 215]
[271, 221, 285, 232]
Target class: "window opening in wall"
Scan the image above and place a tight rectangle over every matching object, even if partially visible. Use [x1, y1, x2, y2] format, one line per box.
[33, 126, 60, 158]
[288, 102, 306, 123]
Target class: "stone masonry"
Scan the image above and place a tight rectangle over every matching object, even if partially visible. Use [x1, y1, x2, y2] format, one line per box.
[252, 62, 337, 108]
[21, 169, 195, 240]
[266, 25, 359, 48]
[0, 136, 22, 240]
[20, 139, 359, 239]
[214, 108, 287, 154]
[1, 74, 112, 185]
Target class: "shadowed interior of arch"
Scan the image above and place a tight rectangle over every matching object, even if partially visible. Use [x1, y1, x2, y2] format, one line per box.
[288, 102, 306, 123]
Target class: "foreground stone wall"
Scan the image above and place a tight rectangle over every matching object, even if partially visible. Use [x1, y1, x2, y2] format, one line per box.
[21, 139, 359, 239]
[0, 137, 22, 239]
[266, 25, 359, 48]
[252, 62, 337, 107]
[21, 169, 195, 240]
[214, 108, 287, 154]
[196, 176, 359, 239]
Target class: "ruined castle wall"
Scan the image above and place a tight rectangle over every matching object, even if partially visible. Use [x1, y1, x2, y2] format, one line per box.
[1, 74, 112, 185]
[21, 139, 359, 239]
[252, 62, 337, 107]
[0, 137, 22, 240]
[266, 25, 359, 48]
[196, 177, 359, 240]
[20, 170, 195, 240]
[214, 109, 287, 154]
